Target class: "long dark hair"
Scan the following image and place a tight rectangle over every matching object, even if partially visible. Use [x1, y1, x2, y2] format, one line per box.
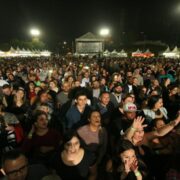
[62, 130, 82, 150]
[148, 95, 162, 109]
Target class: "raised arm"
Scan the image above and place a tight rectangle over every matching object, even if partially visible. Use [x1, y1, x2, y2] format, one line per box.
[146, 114, 180, 141]
[125, 116, 146, 141]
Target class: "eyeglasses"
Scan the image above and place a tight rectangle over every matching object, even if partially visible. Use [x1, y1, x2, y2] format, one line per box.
[6, 164, 28, 177]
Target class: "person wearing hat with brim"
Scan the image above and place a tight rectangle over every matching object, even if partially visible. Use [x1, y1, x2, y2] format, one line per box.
[110, 82, 124, 108]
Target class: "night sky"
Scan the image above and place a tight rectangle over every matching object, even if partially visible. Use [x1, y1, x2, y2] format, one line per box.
[0, 0, 180, 48]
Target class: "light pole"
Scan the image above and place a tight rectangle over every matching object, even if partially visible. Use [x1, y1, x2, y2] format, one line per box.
[30, 28, 40, 42]
[99, 28, 111, 52]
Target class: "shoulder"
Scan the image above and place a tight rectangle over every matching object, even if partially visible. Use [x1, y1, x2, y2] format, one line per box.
[27, 164, 50, 180]
[77, 125, 88, 133]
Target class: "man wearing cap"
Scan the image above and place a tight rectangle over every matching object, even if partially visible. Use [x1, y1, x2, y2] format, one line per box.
[110, 83, 123, 108]
[110, 102, 144, 145]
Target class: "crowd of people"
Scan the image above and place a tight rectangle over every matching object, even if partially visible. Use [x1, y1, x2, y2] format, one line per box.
[0, 56, 179, 180]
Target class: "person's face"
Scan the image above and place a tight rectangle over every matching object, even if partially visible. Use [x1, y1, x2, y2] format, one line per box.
[124, 97, 133, 104]
[154, 98, 163, 109]
[29, 75, 36, 81]
[84, 72, 89, 78]
[127, 77, 133, 84]
[76, 95, 87, 107]
[8, 74, 14, 81]
[89, 111, 101, 127]
[3, 155, 28, 180]
[170, 87, 178, 95]
[114, 86, 122, 93]
[3, 87, 11, 96]
[100, 79, 106, 85]
[16, 90, 24, 99]
[130, 94, 135, 103]
[65, 136, 80, 155]
[125, 111, 136, 120]
[39, 106, 49, 113]
[134, 69, 140, 75]
[35, 114, 48, 129]
[40, 93, 49, 103]
[120, 149, 136, 166]
[153, 80, 159, 87]
[127, 72, 133, 77]
[150, 90, 158, 96]
[133, 78, 138, 85]
[142, 87, 147, 94]
[62, 83, 70, 92]
[92, 81, 100, 89]
[29, 83, 35, 90]
[155, 119, 165, 129]
[34, 87, 41, 95]
[113, 75, 119, 82]
[100, 93, 110, 106]
[49, 81, 56, 89]
[40, 82, 47, 90]
[68, 77, 74, 83]
[133, 128, 144, 143]
[74, 81, 81, 87]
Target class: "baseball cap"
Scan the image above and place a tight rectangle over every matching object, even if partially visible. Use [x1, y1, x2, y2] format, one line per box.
[123, 102, 137, 112]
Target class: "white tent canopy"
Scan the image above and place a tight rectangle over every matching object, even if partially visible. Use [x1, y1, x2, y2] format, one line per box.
[164, 47, 170, 53]
[0, 47, 51, 57]
[172, 46, 179, 53]
[163, 46, 180, 59]
[117, 49, 128, 57]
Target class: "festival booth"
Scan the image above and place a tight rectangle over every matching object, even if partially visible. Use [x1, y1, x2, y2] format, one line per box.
[111, 49, 118, 57]
[0, 50, 5, 57]
[143, 49, 154, 58]
[132, 49, 154, 58]
[117, 49, 128, 57]
[0, 47, 51, 57]
[75, 32, 104, 57]
[132, 49, 143, 57]
[162, 46, 180, 59]
[103, 49, 110, 57]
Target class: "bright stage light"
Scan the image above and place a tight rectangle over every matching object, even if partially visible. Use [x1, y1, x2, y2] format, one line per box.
[99, 28, 110, 36]
[30, 29, 40, 36]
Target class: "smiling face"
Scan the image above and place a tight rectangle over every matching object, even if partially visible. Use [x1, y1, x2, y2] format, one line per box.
[133, 128, 144, 143]
[65, 136, 80, 155]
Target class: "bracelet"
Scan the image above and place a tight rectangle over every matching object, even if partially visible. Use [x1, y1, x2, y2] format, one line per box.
[131, 126, 137, 131]
[134, 170, 141, 177]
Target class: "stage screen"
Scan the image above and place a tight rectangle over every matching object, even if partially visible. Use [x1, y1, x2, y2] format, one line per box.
[76, 42, 103, 53]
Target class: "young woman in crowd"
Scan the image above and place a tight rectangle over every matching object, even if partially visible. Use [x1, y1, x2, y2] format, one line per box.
[143, 95, 168, 126]
[51, 131, 95, 180]
[77, 110, 107, 179]
[22, 110, 62, 166]
[106, 139, 147, 180]
[9, 87, 30, 131]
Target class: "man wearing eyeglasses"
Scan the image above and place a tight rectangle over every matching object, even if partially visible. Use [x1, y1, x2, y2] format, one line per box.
[1, 150, 50, 180]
